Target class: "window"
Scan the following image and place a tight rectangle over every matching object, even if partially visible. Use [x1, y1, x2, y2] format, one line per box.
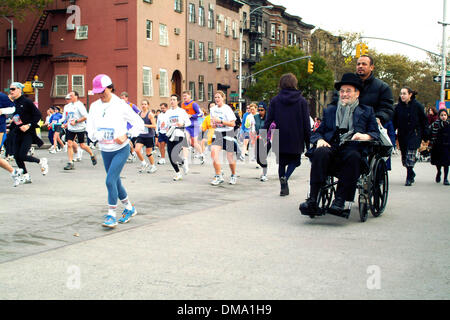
[232, 51, 238, 71]
[208, 83, 214, 102]
[143, 67, 153, 96]
[188, 40, 196, 59]
[198, 6, 205, 26]
[224, 48, 229, 68]
[159, 69, 169, 97]
[250, 42, 255, 56]
[208, 42, 214, 63]
[72, 75, 85, 97]
[198, 42, 205, 61]
[75, 25, 88, 40]
[288, 32, 293, 46]
[224, 17, 230, 36]
[270, 24, 275, 40]
[40, 29, 49, 46]
[146, 20, 152, 40]
[216, 47, 221, 68]
[263, 22, 268, 37]
[242, 40, 247, 57]
[174, 0, 183, 12]
[189, 81, 196, 100]
[53, 75, 68, 97]
[208, 8, 214, 29]
[242, 12, 247, 29]
[189, 3, 196, 23]
[232, 20, 237, 38]
[216, 17, 221, 34]
[198, 79, 205, 101]
[159, 24, 169, 46]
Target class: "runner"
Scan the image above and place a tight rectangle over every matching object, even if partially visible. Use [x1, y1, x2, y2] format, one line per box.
[8, 82, 48, 184]
[165, 94, 191, 181]
[209, 91, 238, 185]
[135, 99, 157, 173]
[181, 90, 204, 164]
[87, 74, 145, 228]
[61, 91, 97, 170]
[156, 102, 169, 165]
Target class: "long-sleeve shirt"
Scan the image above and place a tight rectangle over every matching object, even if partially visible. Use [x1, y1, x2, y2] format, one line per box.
[87, 94, 145, 152]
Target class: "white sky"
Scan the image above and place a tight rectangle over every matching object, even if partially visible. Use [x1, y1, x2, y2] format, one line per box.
[269, 0, 449, 62]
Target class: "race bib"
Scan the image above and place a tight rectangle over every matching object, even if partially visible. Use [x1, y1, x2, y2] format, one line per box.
[98, 128, 115, 144]
[12, 114, 22, 125]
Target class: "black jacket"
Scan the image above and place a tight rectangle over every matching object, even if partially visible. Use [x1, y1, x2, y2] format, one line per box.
[393, 97, 427, 150]
[11, 95, 43, 147]
[264, 88, 311, 155]
[332, 72, 394, 125]
[311, 103, 380, 146]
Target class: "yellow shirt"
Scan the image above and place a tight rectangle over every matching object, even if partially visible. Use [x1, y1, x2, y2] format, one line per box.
[201, 115, 215, 145]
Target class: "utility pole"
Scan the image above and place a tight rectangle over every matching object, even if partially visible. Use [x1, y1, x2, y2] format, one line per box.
[439, 0, 448, 106]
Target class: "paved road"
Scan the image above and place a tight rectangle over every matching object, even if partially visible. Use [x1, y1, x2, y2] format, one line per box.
[0, 146, 448, 299]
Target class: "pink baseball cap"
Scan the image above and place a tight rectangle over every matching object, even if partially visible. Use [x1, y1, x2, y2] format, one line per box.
[92, 74, 113, 93]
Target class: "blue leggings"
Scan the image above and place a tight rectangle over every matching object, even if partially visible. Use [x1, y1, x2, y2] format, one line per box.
[101, 144, 130, 206]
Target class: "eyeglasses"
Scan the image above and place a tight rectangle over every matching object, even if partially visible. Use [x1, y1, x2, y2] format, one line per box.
[258, 109, 265, 111]
[9, 88, 16, 91]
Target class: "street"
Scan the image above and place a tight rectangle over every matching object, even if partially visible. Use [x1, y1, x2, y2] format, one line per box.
[0, 146, 449, 299]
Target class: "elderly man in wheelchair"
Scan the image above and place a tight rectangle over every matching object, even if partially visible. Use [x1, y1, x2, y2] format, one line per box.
[300, 73, 381, 218]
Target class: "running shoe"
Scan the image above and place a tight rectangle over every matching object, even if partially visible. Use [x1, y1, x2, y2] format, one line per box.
[157, 159, 166, 165]
[64, 162, 74, 170]
[229, 174, 237, 185]
[118, 207, 137, 224]
[48, 146, 55, 153]
[21, 173, 32, 184]
[147, 165, 157, 173]
[40, 158, 49, 175]
[102, 215, 118, 228]
[138, 162, 149, 173]
[91, 155, 97, 166]
[211, 174, 224, 186]
[173, 172, 183, 181]
[11, 168, 23, 187]
[260, 175, 268, 182]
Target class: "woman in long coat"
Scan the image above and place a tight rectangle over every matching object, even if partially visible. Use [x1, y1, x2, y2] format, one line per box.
[393, 87, 427, 186]
[429, 108, 450, 185]
[264, 73, 311, 196]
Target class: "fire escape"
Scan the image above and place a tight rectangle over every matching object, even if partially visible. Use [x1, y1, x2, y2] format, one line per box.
[23, 11, 50, 81]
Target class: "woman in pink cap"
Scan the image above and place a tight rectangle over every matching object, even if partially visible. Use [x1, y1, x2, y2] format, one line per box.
[87, 74, 145, 228]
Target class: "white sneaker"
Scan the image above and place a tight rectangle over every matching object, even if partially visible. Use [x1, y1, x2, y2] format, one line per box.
[48, 146, 55, 153]
[211, 174, 224, 186]
[173, 172, 183, 181]
[21, 173, 32, 184]
[260, 175, 268, 182]
[229, 174, 237, 185]
[147, 165, 157, 173]
[138, 162, 149, 173]
[182, 161, 189, 175]
[11, 168, 23, 187]
[157, 159, 166, 165]
[40, 158, 49, 175]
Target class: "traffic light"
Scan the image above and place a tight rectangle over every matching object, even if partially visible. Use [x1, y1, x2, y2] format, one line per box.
[355, 43, 361, 58]
[23, 81, 34, 94]
[307, 60, 314, 74]
[361, 43, 369, 56]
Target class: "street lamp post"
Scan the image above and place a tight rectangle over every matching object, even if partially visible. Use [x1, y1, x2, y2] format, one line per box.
[438, 0, 448, 105]
[238, 5, 273, 114]
[3, 16, 14, 84]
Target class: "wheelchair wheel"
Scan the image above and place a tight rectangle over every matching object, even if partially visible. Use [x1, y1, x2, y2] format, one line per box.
[369, 158, 389, 217]
[316, 177, 335, 215]
[358, 194, 368, 222]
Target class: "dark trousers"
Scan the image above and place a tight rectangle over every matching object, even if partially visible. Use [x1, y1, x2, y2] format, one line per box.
[255, 138, 271, 169]
[167, 137, 186, 173]
[14, 131, 40, 174]
[310, 144, 362, 201]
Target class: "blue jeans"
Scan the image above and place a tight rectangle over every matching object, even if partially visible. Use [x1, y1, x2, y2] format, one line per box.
[101, 144, 130, 206]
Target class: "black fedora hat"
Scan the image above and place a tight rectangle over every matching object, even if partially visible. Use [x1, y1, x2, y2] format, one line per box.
[334, 73, 363, 92]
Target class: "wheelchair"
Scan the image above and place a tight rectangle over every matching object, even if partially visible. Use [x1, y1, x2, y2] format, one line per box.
[307, 141, 392, 222]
